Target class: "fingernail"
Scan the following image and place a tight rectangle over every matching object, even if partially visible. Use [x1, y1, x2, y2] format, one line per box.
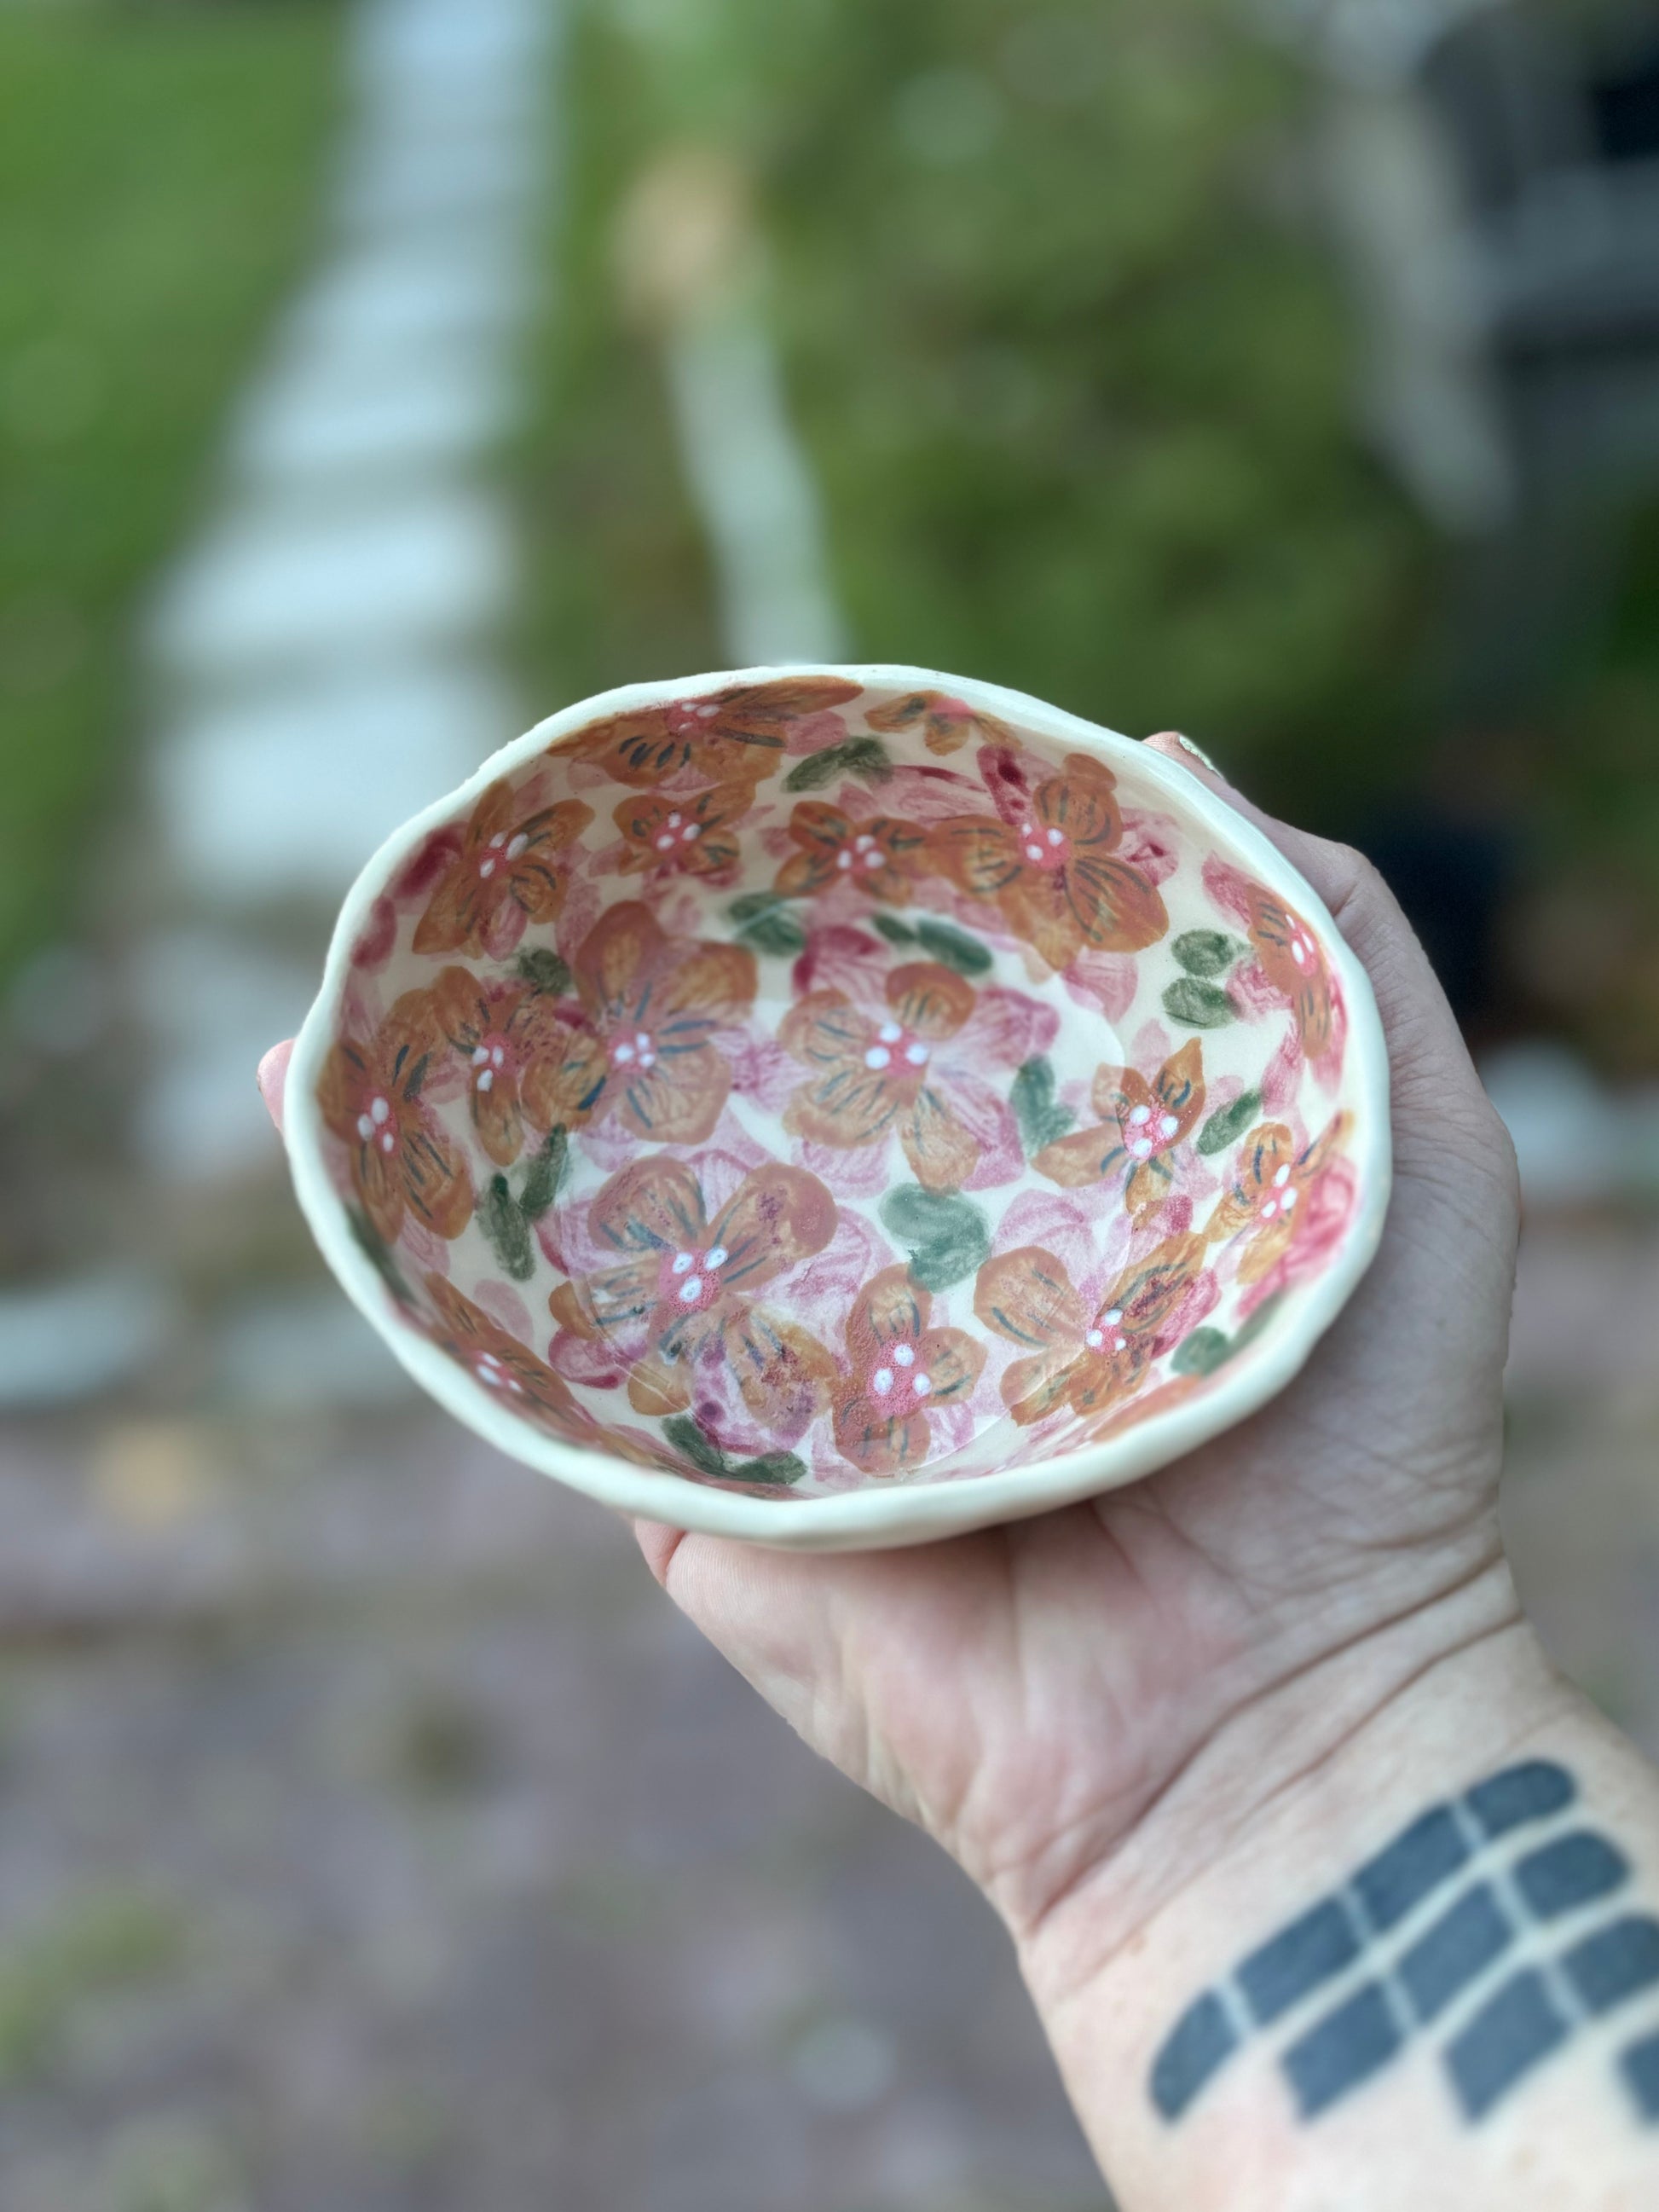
[1170, 731, 1221, 774]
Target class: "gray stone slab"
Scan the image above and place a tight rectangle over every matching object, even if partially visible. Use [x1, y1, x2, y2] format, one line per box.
[214, 1291, 415, 1410]
[336, 122, 541, 235]
[354, 0, 555, 100]
[284, 232, 529, 356]
[230, 344, 518, 483]
[132, 932, 319, 1184]
[153, 656, 515, 904]
[150, 484, 512, 685]
[0, 1272, 176, 1410]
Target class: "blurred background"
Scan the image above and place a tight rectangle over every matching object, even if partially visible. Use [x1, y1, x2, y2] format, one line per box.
[1, 0, 1657, 2204]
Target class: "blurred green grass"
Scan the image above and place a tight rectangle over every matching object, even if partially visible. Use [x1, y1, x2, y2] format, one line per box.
[0, 2, 344, 992]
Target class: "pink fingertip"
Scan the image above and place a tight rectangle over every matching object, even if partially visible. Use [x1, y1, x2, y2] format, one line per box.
[257, 1039, 296, 1136]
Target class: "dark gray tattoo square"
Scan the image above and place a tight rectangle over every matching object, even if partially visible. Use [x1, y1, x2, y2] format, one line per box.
[1237, 1900, 1360, 2026]
[1398, 1882, 1512, 2024]
[1465, 1760, 1575, 1839]
[1561, 1914, 1659, 2017]
[1444, 1968, 1569, 2119]
[1282, 1983, 1401, 2118]
[1513, 1833, 1629, 1921]
[1151, 1990, 1238, 2121]
[1352, 1805, 1469, 1933]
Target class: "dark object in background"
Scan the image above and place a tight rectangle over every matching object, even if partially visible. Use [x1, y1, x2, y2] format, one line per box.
[1357, 807, 1515, 1034]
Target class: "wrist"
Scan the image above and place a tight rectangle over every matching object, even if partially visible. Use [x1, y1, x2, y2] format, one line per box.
[1015, 1558, 1556, 2010]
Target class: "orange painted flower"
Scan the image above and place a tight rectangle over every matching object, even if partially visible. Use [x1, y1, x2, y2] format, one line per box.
[318, 1001, 473, 1246]
[609, 782, 750, 887]
[974, 1234, 1208, 1426]
[864, 689, 1014, 756]
[559, 902, 757, 1145]
[552, 677, 862, 791]
[1205, 1114, 1350, 1283]
[930, 753, 1166, 971]
[779, 961, 981, 1191]
[550, 1158, 837, 1426]
[421, 967, 600, 1167]
[419, 1275, 597, 1445]
[830, 1267, 985, 1474]
[1246, 884, 1338, 1068]
[1033, 1040, 1206, 1219]
[413, 779, 593, 959]
[772, 800, 930, 906]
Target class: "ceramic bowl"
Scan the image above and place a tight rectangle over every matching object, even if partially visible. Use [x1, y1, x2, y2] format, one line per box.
[286, 665, 1390, 1550]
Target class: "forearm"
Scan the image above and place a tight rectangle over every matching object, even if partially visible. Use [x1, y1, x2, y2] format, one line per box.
[1018, 1609, 1659, 2210]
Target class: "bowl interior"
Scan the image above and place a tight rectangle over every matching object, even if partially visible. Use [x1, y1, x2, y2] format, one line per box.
[302, 673, 1376, 1506]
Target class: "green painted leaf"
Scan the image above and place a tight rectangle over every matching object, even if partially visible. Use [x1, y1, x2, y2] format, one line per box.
[1196, 1090, 1262, 1156]
[726, 1451, 808, 1486]
[880, 1184, 991, 1291]
[784, 742, 854, 792]
[518, 1125, 569, 1219]
[1171, 929, 1243, 979]
[726, 890, 807, 957]
[1172, 1327, 1234, 1376]
[728, 890, 786, 924]
[347, 1207, 414, 1306]
[661, 1415, 730, 1479]
[516, 947, 572, 996]
[1171, 1294, 1284, 1378]
[870, 913, 916, 947]
[479, 1173, 535, 1282]
[913, 918, 992, 976]
[1234, 1292, 1284, 1352]
[740, 910, 807, 956]
[1163, 977, 1236, 1029]
[1010, 1057, 1074, 1154]
[838, 734, 893, 785]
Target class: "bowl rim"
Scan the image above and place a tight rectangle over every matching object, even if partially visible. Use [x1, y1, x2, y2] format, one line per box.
[286, 661, 1393, 1551]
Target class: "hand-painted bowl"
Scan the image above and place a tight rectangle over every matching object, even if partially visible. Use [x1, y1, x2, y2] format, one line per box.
[286, 665, 1390, 1549]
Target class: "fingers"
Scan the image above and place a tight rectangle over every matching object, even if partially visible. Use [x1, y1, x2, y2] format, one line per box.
[257, 1040, 294, 1135]
[1142, 733, 1496, 1144]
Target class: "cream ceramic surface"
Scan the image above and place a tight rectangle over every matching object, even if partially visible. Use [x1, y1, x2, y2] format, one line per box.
[285, 665, 1391, 1550]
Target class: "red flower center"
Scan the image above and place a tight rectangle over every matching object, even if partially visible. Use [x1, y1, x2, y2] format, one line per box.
[477, 828, 529, 881]
[354, 1092, 400, 1155]
[660, 1243, 730, 1314]
[472, 1349, 525, 1394]
[1258, 1161, 1298, 1221]
[864, 1339, 933, 1415]
[666, 699, 721, 739]
[470, 1034, 512, 1092]
[610, 1027, 657, 1071]
[1018, 819, 1068, 871]
[833, 831, 888, 877]
[1121, 1100, 1182, 1161]
[862, 1016, 930, 1076]
[647, 806, 705, 858]
[1084, 1306, 1128, 1355]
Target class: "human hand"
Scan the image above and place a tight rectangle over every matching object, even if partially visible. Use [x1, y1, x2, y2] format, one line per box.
[259, 736, 1524, 1959]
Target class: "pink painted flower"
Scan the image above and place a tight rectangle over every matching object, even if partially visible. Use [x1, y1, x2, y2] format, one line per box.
[1032, 1039, 1206, 1220]
[830, 1268, 985, 1474]
[778, 952, 1047, 1193]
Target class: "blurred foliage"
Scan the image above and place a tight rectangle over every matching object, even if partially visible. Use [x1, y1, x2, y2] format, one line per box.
[526, 0, 1659, 1057]
[517, 12, 720, 709]
[529, 0, 1436, 820]
[0, 2, 343, 991]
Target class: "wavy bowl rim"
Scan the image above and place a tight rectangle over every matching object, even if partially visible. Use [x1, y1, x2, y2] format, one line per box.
[285, 662, 1393, 1551]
